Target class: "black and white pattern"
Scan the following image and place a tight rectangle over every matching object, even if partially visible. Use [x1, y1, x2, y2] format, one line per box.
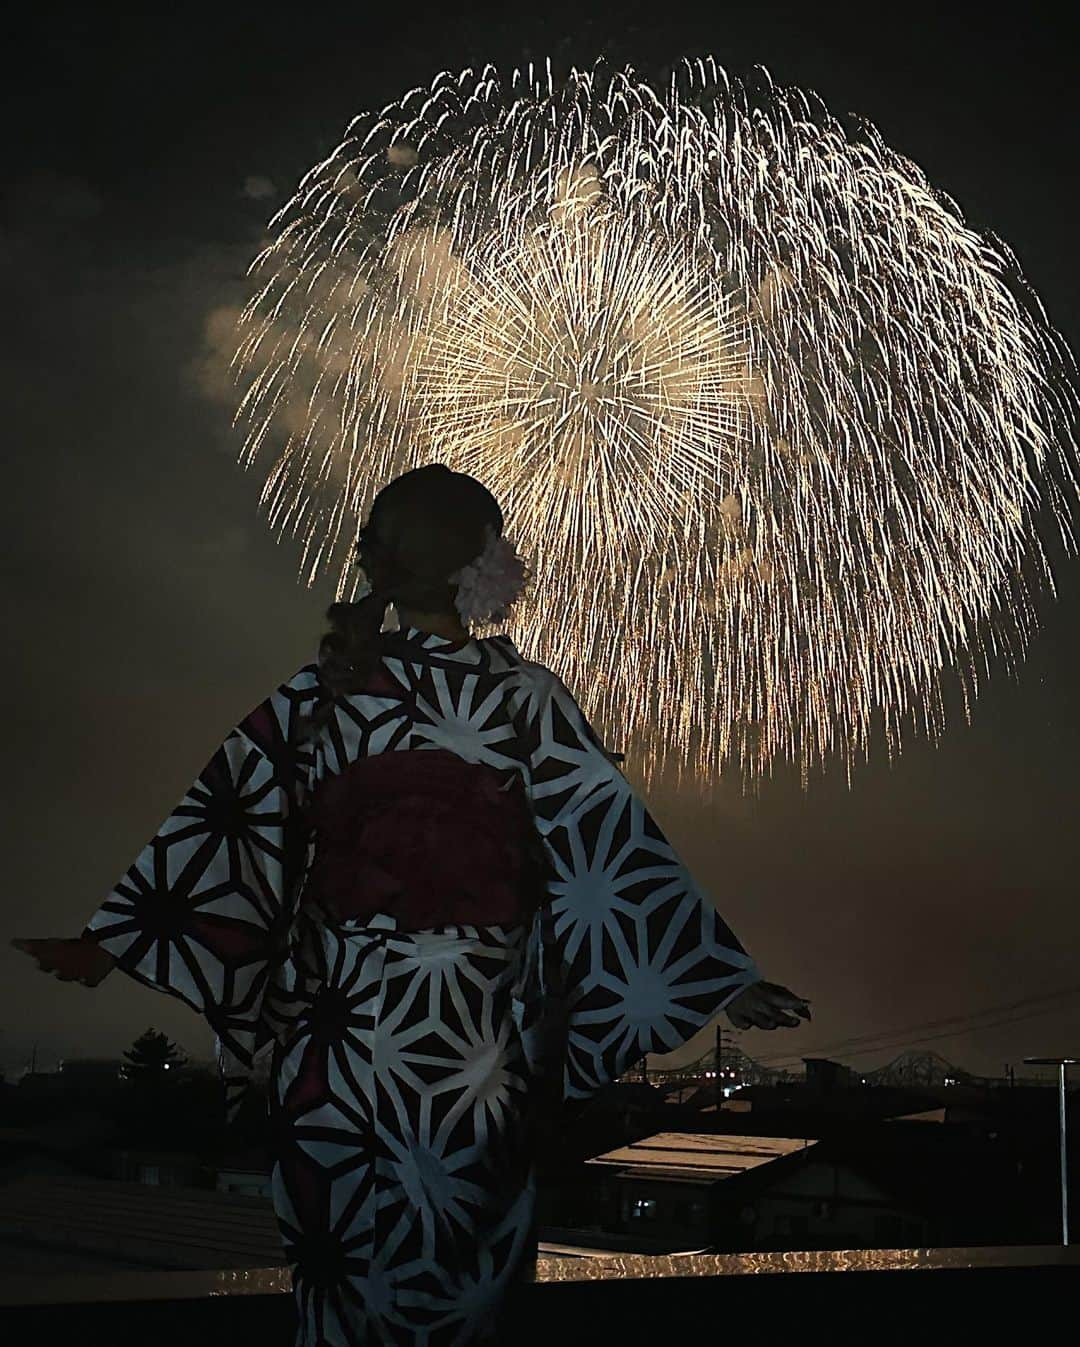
[269, 909, 536, 1345]
[83, 626, 760, 1344]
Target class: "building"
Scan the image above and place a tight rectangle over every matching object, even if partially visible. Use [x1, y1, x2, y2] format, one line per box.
[0, 1111, 119, 1183]
[803, 1057, 858, 1092]
[581, 1132, 816, 1251]
[0, 1174, 285, 1271]
[13, 1071, 66, 1101]
[57, 1057, 127, 1086]
[216, 1167, 273, 1200]
[215, 1148, 273, 1199]
[555, 1112, 1027, 1254]
[0, 1131, 97, 1184]
[107, 1150, 215, 1189]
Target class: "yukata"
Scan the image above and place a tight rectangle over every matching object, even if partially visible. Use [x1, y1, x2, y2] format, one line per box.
[82, 625, 761, 1346]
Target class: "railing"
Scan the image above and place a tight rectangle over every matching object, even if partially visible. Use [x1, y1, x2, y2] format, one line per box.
[2, 1245, 1078, 1344]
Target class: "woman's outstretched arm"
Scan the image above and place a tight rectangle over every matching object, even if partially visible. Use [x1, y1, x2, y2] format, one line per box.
[13, 664, 322, 1113]
[11, 936, 115, 986]
[512, 663, 808, 1104]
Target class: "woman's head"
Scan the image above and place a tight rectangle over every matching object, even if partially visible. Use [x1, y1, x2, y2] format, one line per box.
[299, 465, 517, 738]
[358, 464, 504, 614]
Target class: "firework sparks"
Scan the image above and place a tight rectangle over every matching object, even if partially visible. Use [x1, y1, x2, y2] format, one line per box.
[232, 58, 1079, 787]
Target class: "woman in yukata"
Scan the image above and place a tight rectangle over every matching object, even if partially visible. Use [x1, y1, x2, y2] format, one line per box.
[14, 463, 809, 1346]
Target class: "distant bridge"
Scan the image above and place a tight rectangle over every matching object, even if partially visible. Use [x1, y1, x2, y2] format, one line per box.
[623, 1046, 1051, 1092]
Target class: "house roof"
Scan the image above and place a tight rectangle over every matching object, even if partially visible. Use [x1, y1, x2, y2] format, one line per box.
[585, 1132, 815, 1184]
[110, 1150, 211, 1166]
[0, 1111, 117, 1151]
[0, 1175, 285, 1271]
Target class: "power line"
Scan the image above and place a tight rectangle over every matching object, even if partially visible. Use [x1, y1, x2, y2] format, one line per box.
[751, 982, 1080, 1064]
[760, 1001, 1080, 1074]
[750, 983, 1080, 1071]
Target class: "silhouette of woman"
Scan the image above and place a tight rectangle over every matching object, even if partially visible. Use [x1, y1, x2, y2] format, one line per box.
[14, 464, 809, 1345]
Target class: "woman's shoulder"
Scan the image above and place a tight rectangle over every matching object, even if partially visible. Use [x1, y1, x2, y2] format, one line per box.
[478, 636, 583, 722]
[482, 640, 625, 764]
[481, 633, 560, 685]
[279, 662, 323, 699]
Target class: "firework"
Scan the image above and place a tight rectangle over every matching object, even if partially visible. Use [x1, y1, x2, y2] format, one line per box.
[232, 58, 1078, 787]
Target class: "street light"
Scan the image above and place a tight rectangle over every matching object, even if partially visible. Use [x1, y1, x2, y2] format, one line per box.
[1024, 1057, 1078, 1246]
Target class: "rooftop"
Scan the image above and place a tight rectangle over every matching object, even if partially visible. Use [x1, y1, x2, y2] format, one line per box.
[585, 1131, 814, 1182]
[0, 1175, 284, 1271]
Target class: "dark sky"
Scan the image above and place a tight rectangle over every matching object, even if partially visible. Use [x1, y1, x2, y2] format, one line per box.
[4, 2, 1078, 1083]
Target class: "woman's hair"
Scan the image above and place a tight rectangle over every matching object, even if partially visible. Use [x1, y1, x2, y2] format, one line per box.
[298, 465, 504, 742]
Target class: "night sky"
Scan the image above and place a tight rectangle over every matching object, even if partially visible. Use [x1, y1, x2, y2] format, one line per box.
[4, 2, 1078, 1084]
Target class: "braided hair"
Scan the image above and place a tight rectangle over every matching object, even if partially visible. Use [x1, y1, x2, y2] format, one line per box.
[298, 465, 505, 743]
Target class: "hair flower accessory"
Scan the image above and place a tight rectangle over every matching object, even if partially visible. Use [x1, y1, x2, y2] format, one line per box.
[449, 526, 529, 626]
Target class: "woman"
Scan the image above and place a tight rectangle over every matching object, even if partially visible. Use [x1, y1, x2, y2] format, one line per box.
[13, 464, 809, 1346]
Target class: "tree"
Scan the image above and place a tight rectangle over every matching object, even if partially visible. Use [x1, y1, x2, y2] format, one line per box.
[122, 1028, 187, 1084]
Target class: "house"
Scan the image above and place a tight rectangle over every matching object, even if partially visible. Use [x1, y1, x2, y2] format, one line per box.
[107, 1150, 215, 1189]
[216, 1166, 273, 1199]
[13, 1071, 66, 1101]
[215, 1147, 273, 1199]
[57, 1057, 127, 1087]
[0, 1174, 285, 1270]
[803, 1057, 858, 1092]
[564, 1117, 1022, 1253]
[0, 1110, 119, 1183]
[581, 1132, 816, 1252]
[0, 1131, 96, 1184]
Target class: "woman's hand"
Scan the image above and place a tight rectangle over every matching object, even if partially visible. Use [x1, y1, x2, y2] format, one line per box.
[726, 979, 811, 1030]
[11, 936, 116, 987]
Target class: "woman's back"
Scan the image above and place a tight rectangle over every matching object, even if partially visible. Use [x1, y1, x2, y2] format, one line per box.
[301, 624, 573, 929]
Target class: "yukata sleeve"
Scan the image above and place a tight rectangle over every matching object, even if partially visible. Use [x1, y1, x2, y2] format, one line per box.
[517, 667, 763, 1105]
[81, 664, 321, 1084]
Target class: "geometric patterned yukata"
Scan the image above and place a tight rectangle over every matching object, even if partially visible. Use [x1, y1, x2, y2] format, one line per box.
[82, 625, 761, 1346]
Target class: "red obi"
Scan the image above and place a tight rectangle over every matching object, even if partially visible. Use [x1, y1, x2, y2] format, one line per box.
[302, 748, 549, 929]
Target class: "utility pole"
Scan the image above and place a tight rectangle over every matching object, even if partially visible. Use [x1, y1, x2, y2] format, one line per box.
[1024, 1057, 1078, 1246]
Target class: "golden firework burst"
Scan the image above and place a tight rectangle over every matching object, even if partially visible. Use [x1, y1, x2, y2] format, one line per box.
[232, 59, 1079, 788]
